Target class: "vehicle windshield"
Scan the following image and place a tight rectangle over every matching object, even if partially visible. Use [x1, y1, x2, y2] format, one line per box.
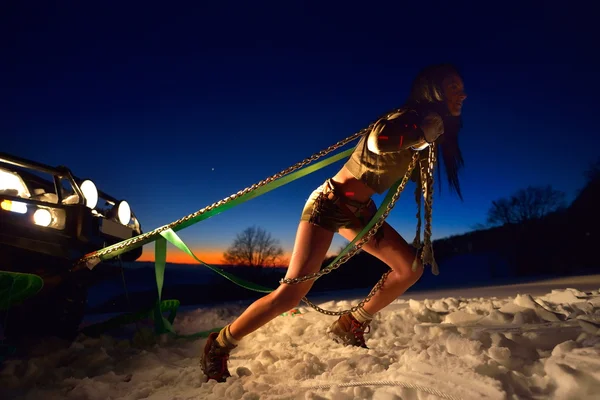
[0, 165, 80, 205]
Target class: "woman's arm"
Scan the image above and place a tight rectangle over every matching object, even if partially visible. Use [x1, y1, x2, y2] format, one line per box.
[367, 110, 444, 154]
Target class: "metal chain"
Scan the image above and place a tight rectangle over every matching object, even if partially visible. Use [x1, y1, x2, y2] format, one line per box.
[77, 107, 408, 267]
[412, 170, 422, 249]
[76, 106, 436, 318]
[280, 153, 418, 286]
[300, 270, 392, 316]
[420, 145, 438, 275]
[292, 146, 438, 315]
[282, 152, 421, 316]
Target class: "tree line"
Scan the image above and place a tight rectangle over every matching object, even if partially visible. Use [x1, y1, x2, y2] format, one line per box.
[222, 159, 599, 276]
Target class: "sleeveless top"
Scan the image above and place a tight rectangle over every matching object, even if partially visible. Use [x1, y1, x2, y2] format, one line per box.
[344, 108, 434, 194]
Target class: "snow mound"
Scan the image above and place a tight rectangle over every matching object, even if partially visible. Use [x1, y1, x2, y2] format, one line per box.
[1, 284, 600, 399]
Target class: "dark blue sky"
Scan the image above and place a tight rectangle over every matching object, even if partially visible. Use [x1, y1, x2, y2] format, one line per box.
[2, 2, 598, 263]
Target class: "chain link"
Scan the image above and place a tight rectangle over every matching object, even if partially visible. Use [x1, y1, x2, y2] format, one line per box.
[77, 107, 407, 266]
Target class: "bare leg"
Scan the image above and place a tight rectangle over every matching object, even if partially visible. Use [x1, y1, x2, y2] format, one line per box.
[229, 221, 335, 339]
[338, 222, 423, 315]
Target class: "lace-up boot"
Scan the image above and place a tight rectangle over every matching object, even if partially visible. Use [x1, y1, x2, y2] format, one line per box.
[201, 331, 236, 382]
[327, 313, 371, 348]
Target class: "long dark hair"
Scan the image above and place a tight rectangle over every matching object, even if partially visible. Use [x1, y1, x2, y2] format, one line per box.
[406, 64, 465, 200]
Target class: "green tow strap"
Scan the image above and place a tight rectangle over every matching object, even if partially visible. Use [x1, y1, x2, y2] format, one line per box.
[1, 271, 44, 363]
[95, 147, 356, 262]
[154, 174, 405, 299]
[80, 238, 231, 339]
[156, 175, 406, 296]
[80, 299, 181, 337]
[160, 229, 274, 293]
[81, 229, 275, 339]
[145, 230, 273, 338]
[152, 237, 174, 334]
[83, 146, 409, 339]
[0, 271, 44, 311]
[144, 176, 406, 337]
[80, 177, 407, 340]
[80, 148, 358, 339]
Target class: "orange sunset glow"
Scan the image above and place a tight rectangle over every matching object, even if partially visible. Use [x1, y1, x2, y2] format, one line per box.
[137, 246, 294, 265]
[138, 247, 226, 265]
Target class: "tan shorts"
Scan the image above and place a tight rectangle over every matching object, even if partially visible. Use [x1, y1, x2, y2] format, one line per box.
[300, 179, 384, 242]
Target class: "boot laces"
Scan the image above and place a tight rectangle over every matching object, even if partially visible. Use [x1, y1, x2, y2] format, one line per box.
[350, 319, 370, 347]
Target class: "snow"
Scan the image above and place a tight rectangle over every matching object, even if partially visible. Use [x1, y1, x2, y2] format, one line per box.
[2, 275, 600, 400]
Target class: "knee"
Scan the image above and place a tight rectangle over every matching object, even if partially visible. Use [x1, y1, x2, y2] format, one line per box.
[394, 261, 424, 286]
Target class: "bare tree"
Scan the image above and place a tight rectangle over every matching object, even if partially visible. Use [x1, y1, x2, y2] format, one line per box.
[486, 185, 566, 226]
[222, 226, 286, 267]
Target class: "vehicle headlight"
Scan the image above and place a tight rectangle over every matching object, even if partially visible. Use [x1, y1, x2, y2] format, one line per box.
[1, 199, 28, 214]
[117, 200, 131, 225]
[31, 206, 66, 229]
[80, 179, 98, 209]
[33, 209, 52, 227]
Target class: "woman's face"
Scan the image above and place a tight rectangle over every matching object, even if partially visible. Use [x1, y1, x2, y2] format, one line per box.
[443, 74, 467, 116]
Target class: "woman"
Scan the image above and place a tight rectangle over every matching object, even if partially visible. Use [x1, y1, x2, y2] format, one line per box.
[201, 63, 467, 382]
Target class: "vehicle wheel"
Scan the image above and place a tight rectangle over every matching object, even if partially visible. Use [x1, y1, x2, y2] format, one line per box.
[2, 273, 88, 348]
